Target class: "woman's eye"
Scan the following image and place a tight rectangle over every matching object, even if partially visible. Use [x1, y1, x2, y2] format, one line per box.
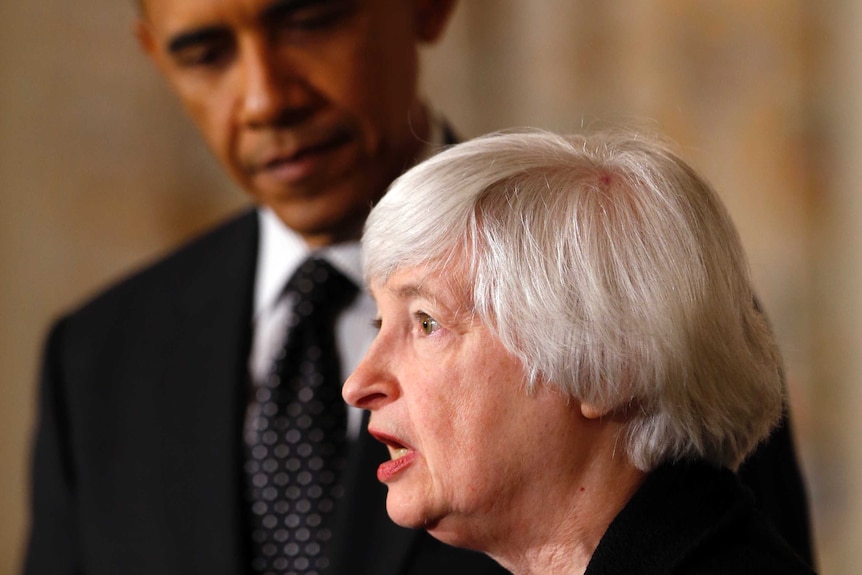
[418, 313, 439, 335]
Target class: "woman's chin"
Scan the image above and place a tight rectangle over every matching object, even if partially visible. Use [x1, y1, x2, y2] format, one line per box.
[385, 494, 426, 529]
[386, 494, 446, 531]
[386, 497, 485, 554]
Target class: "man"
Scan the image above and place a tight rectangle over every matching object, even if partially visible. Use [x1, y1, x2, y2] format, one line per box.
[24, 0, 504, 573]
[24, 0, 813, 573]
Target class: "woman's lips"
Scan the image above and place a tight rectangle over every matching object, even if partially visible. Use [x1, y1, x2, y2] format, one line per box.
[377, 450, 417, 482]
[370, 429, 417, 483]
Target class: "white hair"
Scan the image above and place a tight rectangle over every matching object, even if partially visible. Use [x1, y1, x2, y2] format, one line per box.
[362, 128, 784, 472]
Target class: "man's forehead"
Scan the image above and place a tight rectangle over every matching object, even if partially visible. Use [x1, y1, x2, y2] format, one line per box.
[140, 0, 315, 28]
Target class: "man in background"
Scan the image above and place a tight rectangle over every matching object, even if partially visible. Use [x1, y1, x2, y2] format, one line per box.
[24, 1, 504, 573]
[23, 0, 814, 573]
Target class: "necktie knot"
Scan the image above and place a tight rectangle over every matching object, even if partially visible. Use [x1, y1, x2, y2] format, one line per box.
[285, 257, 358, 321]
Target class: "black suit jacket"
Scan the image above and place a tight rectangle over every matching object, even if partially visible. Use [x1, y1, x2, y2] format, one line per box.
[585, 461, 815, 574]
[24, 209, 504, 574]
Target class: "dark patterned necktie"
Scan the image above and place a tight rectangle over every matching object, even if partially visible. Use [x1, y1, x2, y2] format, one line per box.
[245, 257, 358, 575]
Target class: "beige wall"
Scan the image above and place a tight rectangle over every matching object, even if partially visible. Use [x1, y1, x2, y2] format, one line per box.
[814, 0, 862, 570]
[2, 1, 857, 573]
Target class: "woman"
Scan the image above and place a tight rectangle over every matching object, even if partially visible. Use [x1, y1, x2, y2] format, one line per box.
[343, 129, 814, 574]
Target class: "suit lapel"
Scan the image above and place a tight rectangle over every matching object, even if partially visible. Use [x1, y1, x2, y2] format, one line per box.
[157, 209, 259, 574]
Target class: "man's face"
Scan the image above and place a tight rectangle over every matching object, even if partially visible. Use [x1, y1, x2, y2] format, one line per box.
[137, 0, 453, 246]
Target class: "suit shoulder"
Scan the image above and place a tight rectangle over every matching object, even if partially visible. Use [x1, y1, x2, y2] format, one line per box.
[63, 208, 258, 327]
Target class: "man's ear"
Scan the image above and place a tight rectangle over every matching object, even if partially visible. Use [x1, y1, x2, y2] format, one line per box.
[133, 18, 158, 58]
[414, 0, 458, 43]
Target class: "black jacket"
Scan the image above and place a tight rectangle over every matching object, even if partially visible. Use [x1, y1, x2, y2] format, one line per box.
[586, 461, 816, 574]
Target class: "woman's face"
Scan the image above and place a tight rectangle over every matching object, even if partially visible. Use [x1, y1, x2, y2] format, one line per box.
[342, 264, 586, 548]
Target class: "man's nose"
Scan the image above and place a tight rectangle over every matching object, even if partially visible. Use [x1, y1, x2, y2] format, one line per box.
[238, 38, 309, 127]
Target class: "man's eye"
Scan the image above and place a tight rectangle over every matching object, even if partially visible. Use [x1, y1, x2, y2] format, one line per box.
[174, 43, 233, 69]
[418, 313, 439, 336]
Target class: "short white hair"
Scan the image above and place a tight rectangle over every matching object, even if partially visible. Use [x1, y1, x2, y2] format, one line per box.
[362, 128, 784, 472]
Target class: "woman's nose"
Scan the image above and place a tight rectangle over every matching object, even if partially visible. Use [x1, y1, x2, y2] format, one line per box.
[342, 341, 399, 411]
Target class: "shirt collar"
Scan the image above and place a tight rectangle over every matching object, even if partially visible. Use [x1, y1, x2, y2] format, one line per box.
[253, 208, 363, 319]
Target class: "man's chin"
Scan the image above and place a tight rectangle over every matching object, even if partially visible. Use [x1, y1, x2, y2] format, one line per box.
[268, 200, 366, 246]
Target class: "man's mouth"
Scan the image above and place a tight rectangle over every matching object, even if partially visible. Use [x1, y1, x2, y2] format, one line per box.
[263, 130, 352, 170]
[251, 129, 354, 184]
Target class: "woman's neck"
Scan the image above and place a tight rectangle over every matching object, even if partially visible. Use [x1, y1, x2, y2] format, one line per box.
[487, 442, 646, 574]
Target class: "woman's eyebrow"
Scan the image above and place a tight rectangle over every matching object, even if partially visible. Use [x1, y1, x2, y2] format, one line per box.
[388, 283, 436, 303]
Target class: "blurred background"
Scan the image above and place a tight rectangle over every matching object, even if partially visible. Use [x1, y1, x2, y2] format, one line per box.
[1, 0, 859, 573]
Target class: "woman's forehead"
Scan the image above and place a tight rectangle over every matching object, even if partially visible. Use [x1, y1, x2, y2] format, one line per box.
[374, 265, 473, 313]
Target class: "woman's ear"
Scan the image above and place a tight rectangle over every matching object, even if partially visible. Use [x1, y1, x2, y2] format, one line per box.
[580, 402, 609, 420]
[581, 399, 640, 422]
